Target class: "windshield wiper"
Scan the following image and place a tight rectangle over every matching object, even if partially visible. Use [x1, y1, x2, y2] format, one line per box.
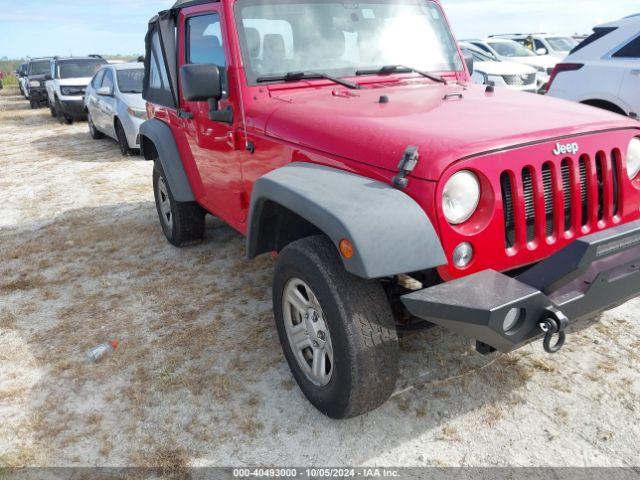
[256, 71, 360, 89]
[355, 65, 446, 84]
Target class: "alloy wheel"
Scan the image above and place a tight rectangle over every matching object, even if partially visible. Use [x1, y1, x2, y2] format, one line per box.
[282, 278, 334, 386]
[157, 176, 173, 234]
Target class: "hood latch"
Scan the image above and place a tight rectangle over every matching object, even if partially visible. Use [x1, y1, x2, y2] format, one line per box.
[392, 146, 419, 190]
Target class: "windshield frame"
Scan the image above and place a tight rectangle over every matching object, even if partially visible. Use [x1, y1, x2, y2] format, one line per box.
[546, 36, 576, 52]
[488, 40, 536, 58]
[28, 60, 51, 76]
[56, 59, 106, 80]
[233, 0, 464, 86]
[116, 68, 145, 94]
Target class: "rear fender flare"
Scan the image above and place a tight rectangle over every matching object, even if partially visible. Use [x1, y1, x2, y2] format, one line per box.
[247, 163, 447, 279]
[139, 118, 195, 202]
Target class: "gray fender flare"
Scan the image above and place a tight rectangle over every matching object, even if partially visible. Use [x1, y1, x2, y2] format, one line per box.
[139, 118, 195, 202]
[247, 163, 447, 279]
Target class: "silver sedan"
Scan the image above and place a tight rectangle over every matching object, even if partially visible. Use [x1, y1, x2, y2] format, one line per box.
[84, 63, 147, 155]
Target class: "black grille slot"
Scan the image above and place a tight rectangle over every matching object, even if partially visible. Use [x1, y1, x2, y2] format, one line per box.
[542, 164, 554, 237]
[596, 154, 605, 221]
[522, 167, 535, 242]
[579, 158, 588, 226]
[501, 172, 515, 248]
[612, 151, 620, 217]
[561, 160, 572, 231]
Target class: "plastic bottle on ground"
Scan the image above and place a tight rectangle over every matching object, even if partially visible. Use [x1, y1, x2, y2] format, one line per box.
[85, 340, 119, 363]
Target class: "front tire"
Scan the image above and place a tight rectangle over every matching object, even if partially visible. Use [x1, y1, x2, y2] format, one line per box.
[273, 235, 399, 419]
[153, 162, 205, 247]
[54, 98, 73, 125]
[115, 119, 132, 156]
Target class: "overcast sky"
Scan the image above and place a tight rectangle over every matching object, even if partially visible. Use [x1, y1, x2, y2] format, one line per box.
[0, 0, 636, 59]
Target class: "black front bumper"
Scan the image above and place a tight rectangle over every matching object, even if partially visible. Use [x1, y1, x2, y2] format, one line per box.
[402, 220, 640, 353]
[59, 99, 86, 120]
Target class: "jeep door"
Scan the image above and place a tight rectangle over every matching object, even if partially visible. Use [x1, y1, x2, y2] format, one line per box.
[178, 5, 245, 229]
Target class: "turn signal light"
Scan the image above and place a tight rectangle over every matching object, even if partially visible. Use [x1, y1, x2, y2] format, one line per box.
[339, 239, 354, 259]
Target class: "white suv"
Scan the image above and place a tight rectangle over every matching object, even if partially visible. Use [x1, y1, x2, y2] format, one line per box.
[459, 42, 538, 93]
[491, 34, 578, 59]
[45, 56, 107, 124]
[547, 16, 640, 117]
[464, 38, 558, 92]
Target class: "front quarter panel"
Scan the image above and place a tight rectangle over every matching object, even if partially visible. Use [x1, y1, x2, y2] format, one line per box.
[248, 163, 447, 279]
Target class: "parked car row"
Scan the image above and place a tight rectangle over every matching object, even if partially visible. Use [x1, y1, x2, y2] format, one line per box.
[14, 56, 146, 155]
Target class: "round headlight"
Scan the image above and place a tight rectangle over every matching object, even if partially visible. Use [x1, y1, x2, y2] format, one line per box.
[627, 137, 640, 180]
[442, 171, 481, 225]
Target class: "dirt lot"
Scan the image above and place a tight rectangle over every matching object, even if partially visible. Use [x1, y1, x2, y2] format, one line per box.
[1, 88, 639, 469]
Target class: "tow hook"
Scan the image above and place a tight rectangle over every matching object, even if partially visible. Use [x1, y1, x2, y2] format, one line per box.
[539, 307, 569, 354]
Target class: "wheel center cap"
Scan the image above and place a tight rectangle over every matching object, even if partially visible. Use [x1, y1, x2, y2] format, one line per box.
[305, 308, 326, 347]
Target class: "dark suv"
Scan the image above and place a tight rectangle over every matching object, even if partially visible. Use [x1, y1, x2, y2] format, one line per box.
[26, 57, 53, 109]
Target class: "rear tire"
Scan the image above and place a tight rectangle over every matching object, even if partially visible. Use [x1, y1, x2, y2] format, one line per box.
[88, 113, 105, 139]
[29, 98, 38, 110]
[153, 162, 205, 247]
[273, 235, 399, 419]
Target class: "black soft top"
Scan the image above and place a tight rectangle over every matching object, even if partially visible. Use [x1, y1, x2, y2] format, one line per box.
[171, 0, 216, 10]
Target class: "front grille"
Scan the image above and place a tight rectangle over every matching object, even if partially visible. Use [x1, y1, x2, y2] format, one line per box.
[501, 151, 621, 250]
[502, 73, 536, 86]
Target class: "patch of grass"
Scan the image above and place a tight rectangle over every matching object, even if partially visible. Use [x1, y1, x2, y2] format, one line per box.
[439, 425, 461, 442]
[0, 311, 17, 329]
[531, 358, 555, 373]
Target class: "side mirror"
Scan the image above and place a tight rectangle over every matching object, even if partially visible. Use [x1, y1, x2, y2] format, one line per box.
[464, 53, 474, 76]
[180, 64, 232, 124]
[181, 64, 223, 102]
[97, 86, 113, 96]
[536, 48, 548, 56]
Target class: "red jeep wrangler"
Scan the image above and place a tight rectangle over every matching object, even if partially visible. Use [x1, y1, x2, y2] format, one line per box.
[141, 0, 640, 418]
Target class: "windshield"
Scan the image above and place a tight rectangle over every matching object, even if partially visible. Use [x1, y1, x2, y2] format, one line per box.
[235, 0, 463, 84]
[461, 46, 495, 62]
[117, 69, 144, 94]
[488, 40, 535, 58]
[546, 37, 577, 52]
[58, 60, 105, 79]
[29, 61, 50, 76]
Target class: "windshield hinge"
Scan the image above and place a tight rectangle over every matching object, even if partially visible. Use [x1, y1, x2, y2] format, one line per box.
[392, 146, 420, 190]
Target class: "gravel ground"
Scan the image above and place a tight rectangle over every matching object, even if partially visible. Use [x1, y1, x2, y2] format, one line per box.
[1, 88, 639, 469]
